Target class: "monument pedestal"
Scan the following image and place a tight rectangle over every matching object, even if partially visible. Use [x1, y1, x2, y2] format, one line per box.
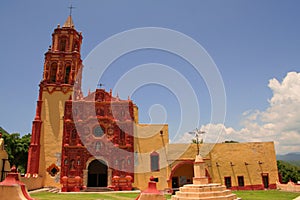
[0, 167, 34, 200]
[136, 177, 166, 200]
[171, 155, 240, 200]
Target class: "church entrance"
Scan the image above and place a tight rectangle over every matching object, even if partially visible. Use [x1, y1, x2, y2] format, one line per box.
[87, 160, 108, 187]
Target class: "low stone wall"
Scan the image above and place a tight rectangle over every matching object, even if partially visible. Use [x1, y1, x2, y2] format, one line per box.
[277, 181, 300, 192]
[20, 177, 43, 191]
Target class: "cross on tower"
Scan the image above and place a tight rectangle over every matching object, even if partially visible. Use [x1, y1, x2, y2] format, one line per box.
[68, 4, 76, 16]
[97, 83, 105, 88]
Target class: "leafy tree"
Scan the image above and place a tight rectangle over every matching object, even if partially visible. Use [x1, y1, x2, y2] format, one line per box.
[0, 128, 31, 174]
[223, 140, 239, 143]
[192, 138, 203, 144]
[277, 160, 300, 183]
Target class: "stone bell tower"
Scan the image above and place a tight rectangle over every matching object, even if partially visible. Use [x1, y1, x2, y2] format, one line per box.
[26, 15, 83, 187]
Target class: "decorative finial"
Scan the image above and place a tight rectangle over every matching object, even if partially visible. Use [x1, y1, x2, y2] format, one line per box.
[68, 4, 76, 16]
[11, 166, 17, 173]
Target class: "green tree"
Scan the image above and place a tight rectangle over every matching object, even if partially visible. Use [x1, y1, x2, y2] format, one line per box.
[223, 140, 239, 143]
[277, 160, 300, 183]
[1, 130, 31, 174]
[192, 138, 203, 144]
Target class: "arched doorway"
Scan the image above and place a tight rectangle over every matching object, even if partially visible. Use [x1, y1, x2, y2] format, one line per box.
[88, 160, 108, 187]
[170, 162, 194, 189]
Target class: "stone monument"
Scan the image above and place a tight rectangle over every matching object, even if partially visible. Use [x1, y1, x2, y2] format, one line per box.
[0, 166, 34, 200]
[171, 155, 240, 200]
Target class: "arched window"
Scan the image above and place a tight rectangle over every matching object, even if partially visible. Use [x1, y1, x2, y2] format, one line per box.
[150, 152, 159, 172]
[64, 65, 71, 83]
[60, 38, 67, 51]
[50, 63, 57, 83]
[120, 130, 125, 145]
[70, 159, 75, 170]
[95, 142, 101, 152]
[73, 41, 79, 51]
[71, 129, 77, 139]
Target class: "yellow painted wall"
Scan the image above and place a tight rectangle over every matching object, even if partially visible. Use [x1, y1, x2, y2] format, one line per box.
[133, 124, 170, 190]
[20, 177, 43, 191]
[133, 105, 139, 123]
[168, 142, 278, 189]
[39, 88, 72, 187]
[208, 142, 278, 187]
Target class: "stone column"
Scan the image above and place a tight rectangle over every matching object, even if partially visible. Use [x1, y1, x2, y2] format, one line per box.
[83, 169, 88, 187]
[193, 155, 208, 185]
[108, 168, 112, 186]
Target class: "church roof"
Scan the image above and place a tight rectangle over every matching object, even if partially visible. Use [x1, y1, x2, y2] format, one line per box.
[63, 15, 74, 28]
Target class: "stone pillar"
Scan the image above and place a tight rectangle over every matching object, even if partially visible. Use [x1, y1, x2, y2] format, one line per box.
[193, 155, 208, 185]
[108, 168, 112, 186]
[83, 169, 88, 187]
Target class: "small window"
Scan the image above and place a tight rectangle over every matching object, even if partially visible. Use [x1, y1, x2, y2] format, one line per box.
[150, 152, 159, 172]
[60, 38, 67, 51]
[73, 41, 79, 51]
[47, 164, 60, 177]
[224, 176, 232, 188]
[70, 159, 75, 170]
[93, 126, 104, 137]
[120, 130, 125, 142]
[100, 109, 104, 116]
[64, 65, 71, 83]
[50, 63, 58, 83]
[71, 129, 77, 139]
[95, 142, 101, 152]
[238, 176, 244, 187]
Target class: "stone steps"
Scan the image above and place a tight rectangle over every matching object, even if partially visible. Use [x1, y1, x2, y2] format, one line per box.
[47, 187, 60, 193]
[171, 184, 240, 200]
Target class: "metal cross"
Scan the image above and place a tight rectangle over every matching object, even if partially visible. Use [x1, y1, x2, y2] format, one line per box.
[97, 83, 105, 88]
[191, 128, 205, 155]
[68, 4, 76, 16]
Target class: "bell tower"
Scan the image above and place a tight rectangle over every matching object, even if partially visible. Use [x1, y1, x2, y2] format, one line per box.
[42, 15, 82, 86]
[26, 15, 83, 187]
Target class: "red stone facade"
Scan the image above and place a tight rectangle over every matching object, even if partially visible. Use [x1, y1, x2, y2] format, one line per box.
[60, 89, 135, 191]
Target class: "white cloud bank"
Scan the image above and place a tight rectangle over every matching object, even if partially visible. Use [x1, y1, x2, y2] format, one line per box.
[176, 72, 300, 154]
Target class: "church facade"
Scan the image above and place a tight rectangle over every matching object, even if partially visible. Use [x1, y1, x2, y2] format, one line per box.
[24, 16, 279, 192]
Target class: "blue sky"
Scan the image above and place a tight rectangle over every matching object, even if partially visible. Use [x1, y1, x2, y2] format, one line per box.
[0, 1, 299, 154]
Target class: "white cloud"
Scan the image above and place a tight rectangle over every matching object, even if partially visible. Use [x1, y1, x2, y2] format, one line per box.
[224, 72, 300, 154]
[173, 72, 300, 154]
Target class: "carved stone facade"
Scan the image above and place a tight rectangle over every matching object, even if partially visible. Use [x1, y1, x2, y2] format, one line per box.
[60, 89, 135, 191]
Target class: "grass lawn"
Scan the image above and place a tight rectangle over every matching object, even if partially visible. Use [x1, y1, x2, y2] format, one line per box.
[30, 190, 299, 200]
[233, 190, 299, 200]
[30, 192, 140, 200]
[30, 191, 172, 200]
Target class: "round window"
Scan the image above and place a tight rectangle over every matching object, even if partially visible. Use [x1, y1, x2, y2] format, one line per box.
[93, 126, 104, 137]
